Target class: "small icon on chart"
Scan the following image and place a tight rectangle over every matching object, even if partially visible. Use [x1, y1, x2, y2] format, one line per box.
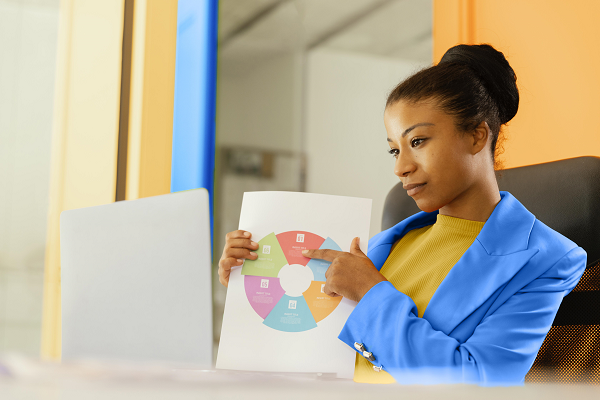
[288, 300, 297, 309]
[262, 245, 271, 254]
[296, 234, 305, 243]
[260, 279, 269, 289]
[321, 284, 325, 293]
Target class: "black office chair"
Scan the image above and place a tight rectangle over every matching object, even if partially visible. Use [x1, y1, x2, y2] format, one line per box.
[381, 156, 600, 384]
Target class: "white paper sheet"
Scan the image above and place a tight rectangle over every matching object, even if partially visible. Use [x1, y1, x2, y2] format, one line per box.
[216, 192, 372, 379]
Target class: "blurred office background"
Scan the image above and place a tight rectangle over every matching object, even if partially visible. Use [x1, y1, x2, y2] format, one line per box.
[1, 0, 599, 362]
[213, 0, 432, 345]
[0, 0, 432, 358]
[0, 0, 59, 356]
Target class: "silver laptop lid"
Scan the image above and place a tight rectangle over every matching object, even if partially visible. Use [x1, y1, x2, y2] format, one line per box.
[60, 189, 212, 367]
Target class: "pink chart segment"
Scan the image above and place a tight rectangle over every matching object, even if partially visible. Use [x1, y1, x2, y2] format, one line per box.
[244, 276, 285, 319]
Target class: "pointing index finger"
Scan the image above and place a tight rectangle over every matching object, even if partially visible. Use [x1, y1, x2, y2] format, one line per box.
[302, 248, 342, 262]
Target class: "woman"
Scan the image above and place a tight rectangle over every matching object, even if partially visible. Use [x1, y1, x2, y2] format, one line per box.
[218, 44, 587, 385]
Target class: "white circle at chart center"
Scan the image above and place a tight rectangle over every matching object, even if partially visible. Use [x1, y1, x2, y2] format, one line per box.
[277, 264, 314, 297]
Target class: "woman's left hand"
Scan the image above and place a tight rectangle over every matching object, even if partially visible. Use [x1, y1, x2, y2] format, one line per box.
[302, 237, 387, 303]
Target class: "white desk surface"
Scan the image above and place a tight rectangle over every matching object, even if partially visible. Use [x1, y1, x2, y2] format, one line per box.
[1, 356, 598, 400]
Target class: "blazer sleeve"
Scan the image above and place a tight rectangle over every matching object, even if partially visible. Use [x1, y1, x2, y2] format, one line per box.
[337, 246, 587, 386]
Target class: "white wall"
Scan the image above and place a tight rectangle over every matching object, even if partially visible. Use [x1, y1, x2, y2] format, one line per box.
[213, 48, 429, 353]
[215, 52, 305, 256]
[0, 0, 59, 356]
[217, 47, 430, 242]
[214, 53, 304, 356]
[305, 48, 428, 239]
[217, 53, 303, 152]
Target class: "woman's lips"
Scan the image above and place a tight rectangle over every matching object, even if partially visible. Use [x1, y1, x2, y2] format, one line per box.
[406, 183, 426, 197]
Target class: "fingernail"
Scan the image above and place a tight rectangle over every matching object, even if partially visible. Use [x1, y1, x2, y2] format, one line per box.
[250, 252, 257, 257]
[251, 241, 258, 247]
[237, 259, 243, 264]
[244, 232, 251, 237]
[302, 250, 308, 255]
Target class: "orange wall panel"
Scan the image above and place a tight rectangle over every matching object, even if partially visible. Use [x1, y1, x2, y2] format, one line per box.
[434, 0, 600, 169]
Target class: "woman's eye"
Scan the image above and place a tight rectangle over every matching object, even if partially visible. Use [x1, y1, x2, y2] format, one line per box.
[411, 138, 425, 147]
[388, 148, 399, 158]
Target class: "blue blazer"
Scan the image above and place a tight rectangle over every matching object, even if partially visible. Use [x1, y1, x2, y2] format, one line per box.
[338, 191, 587, 385]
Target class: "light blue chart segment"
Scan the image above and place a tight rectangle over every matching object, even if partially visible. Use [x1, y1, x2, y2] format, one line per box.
[263, 295, 317, 332]
[307, 237, 342, 282]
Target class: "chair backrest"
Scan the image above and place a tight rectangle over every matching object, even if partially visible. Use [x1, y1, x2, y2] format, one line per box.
[381, 156, 600, 383]
[382, 156, 600, 264]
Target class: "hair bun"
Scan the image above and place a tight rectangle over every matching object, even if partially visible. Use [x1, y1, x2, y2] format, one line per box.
[439, 44, 519, 124]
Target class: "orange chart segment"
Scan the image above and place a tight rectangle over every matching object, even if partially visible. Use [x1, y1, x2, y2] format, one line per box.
[276, 231, 325, 266]
[303, 281, 343, 323]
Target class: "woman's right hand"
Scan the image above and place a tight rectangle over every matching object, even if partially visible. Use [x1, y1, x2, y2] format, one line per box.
[218, 230, 259, 287]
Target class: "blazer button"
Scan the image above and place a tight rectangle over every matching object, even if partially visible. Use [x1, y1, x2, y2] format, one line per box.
[354, 342, 365, 352]
[362, 351, 375, 362]
[373, 365, 383, 372]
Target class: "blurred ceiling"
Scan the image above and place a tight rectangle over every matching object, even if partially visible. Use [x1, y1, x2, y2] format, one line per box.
[218, 0, 432, 71]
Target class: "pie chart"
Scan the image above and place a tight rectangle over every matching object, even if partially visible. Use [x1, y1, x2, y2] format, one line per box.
[241, 231, 343, 332]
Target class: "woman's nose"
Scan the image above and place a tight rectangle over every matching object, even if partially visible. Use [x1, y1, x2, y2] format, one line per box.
[394, 153, 416, 178]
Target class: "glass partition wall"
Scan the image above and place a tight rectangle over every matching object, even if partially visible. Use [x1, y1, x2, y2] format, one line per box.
[0, 0, 59, 357]
[0, 0, 432, 361]
[214, 0, 432, 357]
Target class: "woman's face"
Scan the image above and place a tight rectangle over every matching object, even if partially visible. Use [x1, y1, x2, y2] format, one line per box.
[384, 99, 489, 213]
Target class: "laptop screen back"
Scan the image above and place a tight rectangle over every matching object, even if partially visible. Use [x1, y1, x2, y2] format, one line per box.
[60, 189, 212, 367]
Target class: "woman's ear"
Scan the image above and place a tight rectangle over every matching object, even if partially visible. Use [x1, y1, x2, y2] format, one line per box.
[471, 121, 491, 154]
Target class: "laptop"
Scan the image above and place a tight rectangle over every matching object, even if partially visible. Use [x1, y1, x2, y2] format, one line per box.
[60, 189, 212, 368]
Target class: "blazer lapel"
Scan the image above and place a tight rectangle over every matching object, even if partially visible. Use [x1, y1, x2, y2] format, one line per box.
[422, 191, 539, 334]
[368, 210, 438, 270]
[423, 243, 539, 334]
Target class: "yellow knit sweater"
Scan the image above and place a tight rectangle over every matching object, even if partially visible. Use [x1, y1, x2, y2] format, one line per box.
[354, 213, 486, 383]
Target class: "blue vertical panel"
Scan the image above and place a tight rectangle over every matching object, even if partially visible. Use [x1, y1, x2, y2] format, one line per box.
[171, 0, 218, 241]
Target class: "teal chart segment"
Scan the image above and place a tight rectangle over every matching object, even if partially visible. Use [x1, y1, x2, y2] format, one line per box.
[263, 294, 317, 332]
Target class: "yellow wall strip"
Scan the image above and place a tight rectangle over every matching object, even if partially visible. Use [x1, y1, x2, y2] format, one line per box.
[41, 0, 126, 360]
[126, 0, 178, 200]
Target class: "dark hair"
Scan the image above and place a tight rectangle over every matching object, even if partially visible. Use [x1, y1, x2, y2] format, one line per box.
[386, 44, 519, 171]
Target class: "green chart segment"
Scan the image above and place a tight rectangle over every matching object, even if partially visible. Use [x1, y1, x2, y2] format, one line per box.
[241, 232, 288, 278]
